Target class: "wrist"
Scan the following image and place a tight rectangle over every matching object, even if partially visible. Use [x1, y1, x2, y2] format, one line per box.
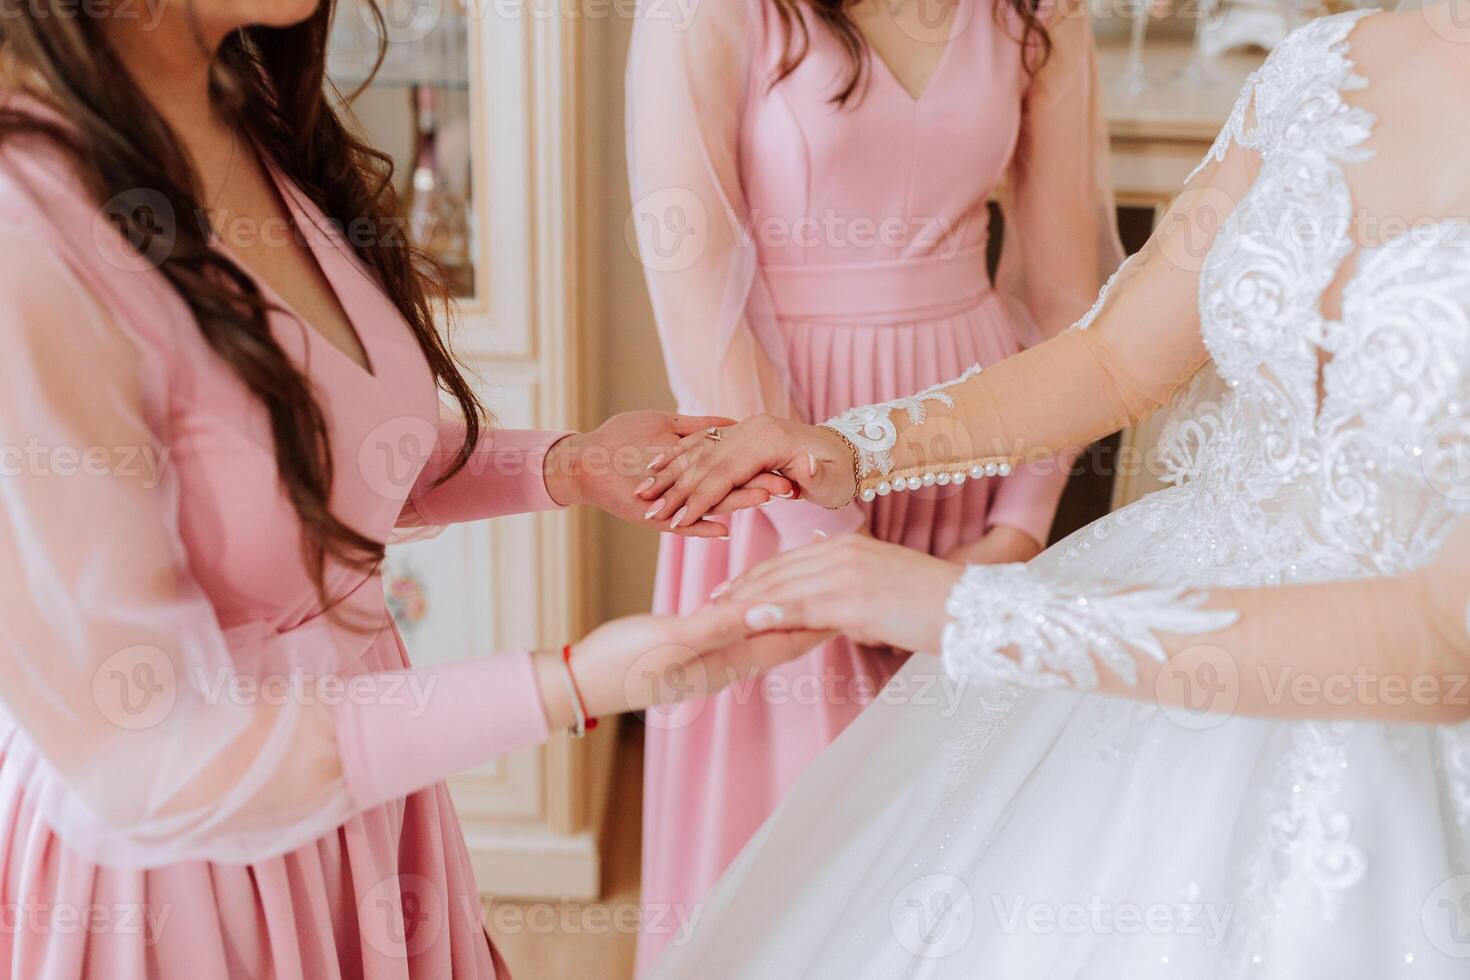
[984, 524, 1045, 562]
[531, 647, 576, 730]
[813, 425, 860, 507]
[542, 433, 584, 508]
[947, 525, 1044, 566]
[925, 565, 966, 652]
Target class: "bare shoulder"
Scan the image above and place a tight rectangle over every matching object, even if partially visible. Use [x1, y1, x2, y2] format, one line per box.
[1335, 6, 1470, 219]
[1344, 4, 1470, 82]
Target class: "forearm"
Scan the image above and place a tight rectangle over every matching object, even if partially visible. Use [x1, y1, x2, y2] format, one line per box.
[943, 561, 1470, 725]
[400, 423, 573, 527]
[1115, 575, 1470, 725]
[334, 652, 553, 813]
[828, 324, 1203, 502]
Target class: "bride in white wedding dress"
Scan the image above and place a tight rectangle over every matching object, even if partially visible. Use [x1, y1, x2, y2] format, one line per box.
[631, 4, 1470, 977]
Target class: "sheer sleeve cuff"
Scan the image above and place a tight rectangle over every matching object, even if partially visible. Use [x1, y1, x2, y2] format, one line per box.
[334, 651, 551, 813]
[822, 364, 1018, 503]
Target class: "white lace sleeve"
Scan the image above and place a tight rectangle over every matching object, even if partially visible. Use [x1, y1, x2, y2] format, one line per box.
[821, 364, 987, 479]
[818, 251, 1149, 499]
[819, 257, 1132, 482]
[940, 564, 1240, 690]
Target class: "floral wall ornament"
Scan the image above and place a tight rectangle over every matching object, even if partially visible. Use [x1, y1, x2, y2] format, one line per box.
[386, 566, 430, 636]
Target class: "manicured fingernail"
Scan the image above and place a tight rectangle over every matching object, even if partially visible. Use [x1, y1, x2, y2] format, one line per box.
[670, 505, 688, 528]
[635, 477, 655, 494]
[647, 453, 666, 471]
[807, 452, 817, 476]
[645, 499, 665, 519]
[710, 580, 731, 599]
[776, 490, 795, 498]
[744, 604, 784, 630]
[812, 530, 828, 540]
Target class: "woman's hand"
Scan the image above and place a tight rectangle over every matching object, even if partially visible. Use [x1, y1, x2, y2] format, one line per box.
[720, 534, 965, 654]
[634, 414, 858, 529]
[944, 525, 1044, 566]
[533, 603, 830, 729]
[545, 411, 794, 537]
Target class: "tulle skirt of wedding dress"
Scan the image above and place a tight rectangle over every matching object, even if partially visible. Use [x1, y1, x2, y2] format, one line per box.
[647, 482, 1470, 980]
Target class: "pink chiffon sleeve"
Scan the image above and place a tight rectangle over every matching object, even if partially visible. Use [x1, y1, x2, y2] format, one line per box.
[986, 0, 1126, 545]
[626, 0, 863, 543]
[398, 417, 571, 528]
[0, 233, 549, 869]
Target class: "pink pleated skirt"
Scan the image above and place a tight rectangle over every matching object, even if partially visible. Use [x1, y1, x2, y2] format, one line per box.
[0, 625, 506, 980]
[637, 275, 1040, 975]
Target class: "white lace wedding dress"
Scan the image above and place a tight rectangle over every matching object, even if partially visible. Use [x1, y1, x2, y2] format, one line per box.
[648, 9, 1470, 978]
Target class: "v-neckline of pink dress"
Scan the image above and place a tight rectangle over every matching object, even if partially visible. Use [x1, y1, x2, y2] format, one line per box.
[861, 0, 964, 104]
[213, 156, 382, 383]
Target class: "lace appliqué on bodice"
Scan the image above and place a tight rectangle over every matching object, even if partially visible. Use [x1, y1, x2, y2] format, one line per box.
[1146, 8, 1470, 586]
[942, 8, 1470, 966]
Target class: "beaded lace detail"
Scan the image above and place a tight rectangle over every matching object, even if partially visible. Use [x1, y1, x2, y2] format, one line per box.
[819, 253, 1131, 483]
[821, 364, 982, 478]
[935, 9, 1470, 960]
[941, 564, 1239, 690]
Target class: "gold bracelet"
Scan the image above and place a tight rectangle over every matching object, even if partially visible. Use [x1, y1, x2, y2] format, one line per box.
[819, 425, 862, 510]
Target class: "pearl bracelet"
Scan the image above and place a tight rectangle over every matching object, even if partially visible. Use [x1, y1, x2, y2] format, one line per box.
[858, 460, 1014, 503]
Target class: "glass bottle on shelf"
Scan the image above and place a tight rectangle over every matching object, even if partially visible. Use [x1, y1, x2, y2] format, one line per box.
[406, 84, 474, 297]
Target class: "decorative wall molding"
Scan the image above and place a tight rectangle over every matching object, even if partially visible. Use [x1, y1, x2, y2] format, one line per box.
[385, 3, 614, 900]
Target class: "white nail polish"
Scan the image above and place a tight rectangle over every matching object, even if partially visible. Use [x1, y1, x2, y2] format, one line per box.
[645, 499, 665, 519]
[710, 580, 731, 599]
[647, 453, 666, 471]
[670, 505, 688, 528]
[635, 477, 655, 494]
[745, 604, 784, 631]
[776, 490, 795, 499]
[812, 530, 828, 540]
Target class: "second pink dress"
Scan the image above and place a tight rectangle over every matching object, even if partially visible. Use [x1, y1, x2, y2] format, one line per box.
[627, 0, 1121, 971]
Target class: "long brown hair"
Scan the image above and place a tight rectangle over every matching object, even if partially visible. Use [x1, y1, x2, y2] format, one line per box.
[0, 2, 485, 617]
[769, 0, 1053, 106]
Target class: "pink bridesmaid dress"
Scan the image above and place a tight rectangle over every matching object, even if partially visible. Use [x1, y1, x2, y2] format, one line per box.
[627, 0, 1121, 971]
[0, 115, 564, 978]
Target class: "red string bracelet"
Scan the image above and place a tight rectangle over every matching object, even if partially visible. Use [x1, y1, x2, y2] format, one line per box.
[560, 643, 598, 737]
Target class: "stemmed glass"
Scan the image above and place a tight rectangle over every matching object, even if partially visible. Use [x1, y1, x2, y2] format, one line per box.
[1176, 0, 1227, 87]
[1120, 0, 1164, 95]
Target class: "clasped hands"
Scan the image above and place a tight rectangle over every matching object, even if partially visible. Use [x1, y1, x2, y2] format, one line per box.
[635, 413, 963, 654]
[539, 411, 968, 730]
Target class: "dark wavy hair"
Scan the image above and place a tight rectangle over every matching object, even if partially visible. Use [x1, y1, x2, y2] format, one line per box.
[769, 0, 1053, 106]
[0, 1, 485, 618]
